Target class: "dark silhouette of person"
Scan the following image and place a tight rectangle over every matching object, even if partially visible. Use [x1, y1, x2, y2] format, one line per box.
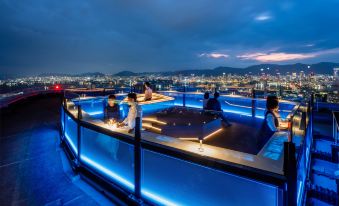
[206, 92, 232, 127]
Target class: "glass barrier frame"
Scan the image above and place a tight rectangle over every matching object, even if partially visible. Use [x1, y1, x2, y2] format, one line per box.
[60, 92, 314, 206]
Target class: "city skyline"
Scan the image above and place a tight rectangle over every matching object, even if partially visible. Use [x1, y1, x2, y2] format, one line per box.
[1, 61, 339, 78]
[1, 0, 339, 75]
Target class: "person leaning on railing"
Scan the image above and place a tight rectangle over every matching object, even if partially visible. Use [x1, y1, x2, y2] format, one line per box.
[203, 92, 209, 110]
[205, 92, 232, 127]
[104, 94, 121, 124]
[144, 82, 153, 101]
[264, 96, 288, 133]
[117, 93, 141, 133]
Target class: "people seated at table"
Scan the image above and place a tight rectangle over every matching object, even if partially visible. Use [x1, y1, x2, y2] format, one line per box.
[117, 93, 141, 133]
[203, 92, 209, 110]
[104, 94, 120, 124]
[144, 82, 153, 101]
[206, 92, 232, 127]
[265, 95, 288, 133]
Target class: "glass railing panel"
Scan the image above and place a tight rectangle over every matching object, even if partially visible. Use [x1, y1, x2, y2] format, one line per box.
[80, 127, 135, 191]
[295, 107, 311, 206]
[75, 98, 105, 117]
[64, 113, 78, 154]
[158, 91, 295, 119]
[141, 149, 282, 206]
[158, 91, 184, 106]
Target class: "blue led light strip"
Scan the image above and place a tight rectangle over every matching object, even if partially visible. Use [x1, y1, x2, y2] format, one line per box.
[64, 132, 78, 154]
[80, 155, 180, 206]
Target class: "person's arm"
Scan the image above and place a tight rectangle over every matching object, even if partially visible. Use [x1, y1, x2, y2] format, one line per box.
[266, 114, 279, 132]
[125, 106, 137, 129]
[104, 107, 108, 120]
[122, 109, 129, 124]
[274, 111, 288, 129]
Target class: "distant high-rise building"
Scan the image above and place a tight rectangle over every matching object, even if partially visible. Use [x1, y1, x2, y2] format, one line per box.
[334, 68, 339, 78]
[292, 72, 297, 80]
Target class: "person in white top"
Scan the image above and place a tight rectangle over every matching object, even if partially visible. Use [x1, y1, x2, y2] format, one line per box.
[118, 93, 141, 133]
[144, 82, 153, 101]
[265, 96, 288, 132]
[203, 92, 209, 110]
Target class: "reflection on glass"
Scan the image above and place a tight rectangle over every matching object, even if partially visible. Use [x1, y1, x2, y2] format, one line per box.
[81, 127, 135, 191]
[141, 149, 280, 206]
[64, 114, 78, 154]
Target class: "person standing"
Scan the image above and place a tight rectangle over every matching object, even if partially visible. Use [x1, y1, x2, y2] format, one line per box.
[144, 82, 153, 101]
[118, 93, 141, 133]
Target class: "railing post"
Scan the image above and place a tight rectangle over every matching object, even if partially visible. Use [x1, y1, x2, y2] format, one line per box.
[252, 88, 256, 118]
[332, 112, 339, 163]
[283, 141, 297, 206]
[289, 116, 294, 142]
[63, 97, 67, 110]
[62, 101, 66, 143]
[183, 86, 186, 107]
[77, 105, 82, 167]
[134, 117, 142, 200]
[310, 93, 314, 135]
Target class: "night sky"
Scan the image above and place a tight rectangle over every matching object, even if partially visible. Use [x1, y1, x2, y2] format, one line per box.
[1, 0, 339, 75]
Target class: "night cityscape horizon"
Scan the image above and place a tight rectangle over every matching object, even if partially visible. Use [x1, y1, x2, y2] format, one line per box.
[0, 61, 339, 77]
[0, 1, 338, 206]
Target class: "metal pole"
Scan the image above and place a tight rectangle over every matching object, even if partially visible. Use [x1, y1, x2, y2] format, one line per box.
[134, 117, 141, 199]
[283, 141, 297, 206]
[62, 102, 66, 142]
[183, 86, 186, 107]
[252, 88, 256, 117]
[289, 116, 294, 142]
[77, 105, 82, 167]
[310, 94, 314, 135]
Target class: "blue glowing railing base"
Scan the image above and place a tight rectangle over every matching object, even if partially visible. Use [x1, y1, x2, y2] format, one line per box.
[61, 95, 298, 206]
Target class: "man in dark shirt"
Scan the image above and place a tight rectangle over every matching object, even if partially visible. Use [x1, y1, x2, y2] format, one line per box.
[206, 92, 232, 127]
[104, 94, 120, 124]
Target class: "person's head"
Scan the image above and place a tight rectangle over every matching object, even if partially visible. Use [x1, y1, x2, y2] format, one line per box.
[204, 92, 209, 99]
[127, 93, 137, 103]
[108, 94, 116, 106]
[214, 92, 220, 99]
[266, 96, 279, 111]
[144, 82, 151, 89]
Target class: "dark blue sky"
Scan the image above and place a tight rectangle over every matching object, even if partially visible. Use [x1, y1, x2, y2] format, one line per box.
[1, 0, 339, 75]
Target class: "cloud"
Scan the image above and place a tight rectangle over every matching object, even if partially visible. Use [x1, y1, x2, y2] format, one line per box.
[1, 0, 339, 74]
[237, 48, 339, 62]
[254, 12, 272, 21]
[238, 52, 315, 62]
[305, 44, 315, 47]
[199, 52, 229, 59]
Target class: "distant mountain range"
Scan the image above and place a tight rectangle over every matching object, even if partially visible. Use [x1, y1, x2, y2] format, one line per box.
[114, 62, 339, 76]
[37, 72, 106, 77]
[0, 72, 107, 80]
[1, 62, 338, 80]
